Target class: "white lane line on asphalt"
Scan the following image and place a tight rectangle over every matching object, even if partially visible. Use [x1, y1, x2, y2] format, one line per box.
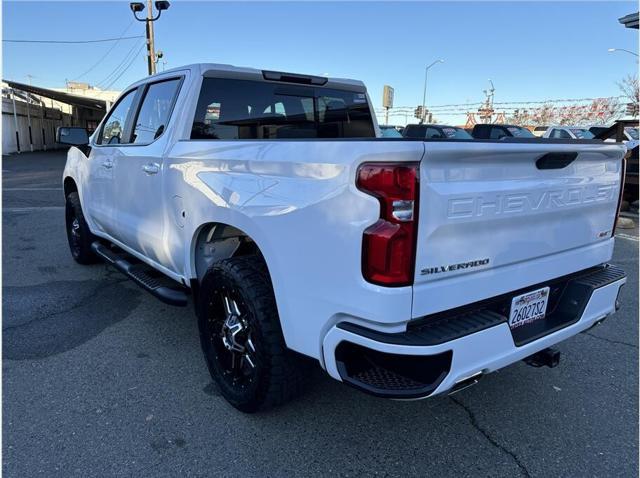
[616, 233, 639, 242]
[3, 206, 64, 212]
[3, 187, 63, 191]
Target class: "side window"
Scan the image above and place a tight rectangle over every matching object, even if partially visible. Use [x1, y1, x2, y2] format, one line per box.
[98, 89, 137, 145]
[403, 126, 425, 138]
[132, 79, 181, 144]
[551, 129, 570, 139]
[489, 127, 506, 139]
[423, 127, 442, 139]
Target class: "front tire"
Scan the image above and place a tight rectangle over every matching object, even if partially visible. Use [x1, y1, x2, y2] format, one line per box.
[65, 192, 98, 264]
[197, 256, 308, 412]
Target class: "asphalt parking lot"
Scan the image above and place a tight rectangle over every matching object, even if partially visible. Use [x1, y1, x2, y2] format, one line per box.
[2, 150, 638, 477]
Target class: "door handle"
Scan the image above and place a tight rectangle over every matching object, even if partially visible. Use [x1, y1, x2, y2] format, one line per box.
[142, 162, 160, 175]
[102, 161, 113, 169]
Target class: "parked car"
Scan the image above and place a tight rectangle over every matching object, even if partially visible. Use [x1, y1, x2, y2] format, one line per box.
[543, 126, 595, 140]
[590, 125, 639, 150]
[402, 123, 473, 139]
[471, 123, 536, 139]
[379, 125, 403, 137]
[58, 63, 627, 412]
[532, 126, 549, 137]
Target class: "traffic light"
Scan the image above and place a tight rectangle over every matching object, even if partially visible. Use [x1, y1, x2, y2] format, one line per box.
[414, 105, 424, 119]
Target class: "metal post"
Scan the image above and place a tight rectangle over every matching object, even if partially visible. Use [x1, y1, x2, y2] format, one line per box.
[40, 100, 46, 151]
[26, 75, 34, 151]
[11, 89, 21, 153]
[421, 68, 428, 124]
[421, 60, 443, 125]
[25, 95, 33, 152]
[146, 0, 156, 75]
[384, 107, 389, 126]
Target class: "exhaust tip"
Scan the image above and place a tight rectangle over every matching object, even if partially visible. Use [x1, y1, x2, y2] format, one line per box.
[449, 371, 483, 395]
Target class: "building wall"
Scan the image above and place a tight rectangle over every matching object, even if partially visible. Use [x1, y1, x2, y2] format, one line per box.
[2, 97, 73, 154]
[1, 82, 120, 155]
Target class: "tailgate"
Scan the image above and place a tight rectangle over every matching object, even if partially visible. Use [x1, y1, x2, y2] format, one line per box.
[412, 141, 625, 317]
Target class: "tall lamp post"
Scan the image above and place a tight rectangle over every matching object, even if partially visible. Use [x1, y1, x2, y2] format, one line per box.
[420, 59, 444, 124]
[130, 1, 171, 75]
[608, 48, 639, 58]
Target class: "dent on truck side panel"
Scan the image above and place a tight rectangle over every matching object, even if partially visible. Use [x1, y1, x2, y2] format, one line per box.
[165, 140, 422, 359]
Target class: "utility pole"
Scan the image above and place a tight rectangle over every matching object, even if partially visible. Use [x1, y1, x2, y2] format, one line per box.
[130, 1, 170, 75]
[145, 0, 156, 75]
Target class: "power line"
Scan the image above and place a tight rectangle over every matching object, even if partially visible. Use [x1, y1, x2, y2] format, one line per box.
[71, 21, 136, 81]
[103, 43, 146, 91]
[95, 41, 144, 89]
[4, 35, 143, 44]
[376, 96, 627, 113]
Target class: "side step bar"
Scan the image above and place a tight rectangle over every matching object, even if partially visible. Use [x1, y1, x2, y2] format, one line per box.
[91, 242, 188, 307]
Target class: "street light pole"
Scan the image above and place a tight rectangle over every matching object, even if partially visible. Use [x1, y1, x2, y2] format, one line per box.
[146, 0, 156, 75]
[420, 59, 444, 124]
[608, 48, 639, 58]
[130, 1, 170, 76]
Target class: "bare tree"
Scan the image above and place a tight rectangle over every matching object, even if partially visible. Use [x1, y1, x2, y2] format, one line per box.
[523, 98, 621, 126]
[618, 74, 639, 116]
[529, 103, 555, 125]
[586, 97, 620, 125]
[618, 74, 639, 104]
[506, 108, 531, 126]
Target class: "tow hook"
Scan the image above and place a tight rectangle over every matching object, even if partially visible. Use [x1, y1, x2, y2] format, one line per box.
[523, 347, 561, 368]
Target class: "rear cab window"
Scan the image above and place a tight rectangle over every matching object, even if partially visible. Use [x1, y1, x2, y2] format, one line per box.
[191, 78, 375, 140]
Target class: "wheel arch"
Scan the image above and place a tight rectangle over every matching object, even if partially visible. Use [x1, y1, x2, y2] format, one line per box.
[189, 221, 271, 285]
[63, 176, 78, 198]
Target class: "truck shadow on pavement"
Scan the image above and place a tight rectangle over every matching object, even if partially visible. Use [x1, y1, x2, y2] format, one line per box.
[3, 275, 142, 360]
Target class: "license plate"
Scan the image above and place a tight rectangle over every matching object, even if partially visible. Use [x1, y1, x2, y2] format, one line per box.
[508, 287, 550, 330]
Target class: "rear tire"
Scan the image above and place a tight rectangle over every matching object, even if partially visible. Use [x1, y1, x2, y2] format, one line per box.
[65, 192, 98, 265]
[197, 256, 309, 412]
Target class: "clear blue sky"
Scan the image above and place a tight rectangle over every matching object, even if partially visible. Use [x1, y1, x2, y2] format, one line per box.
[4, 1, 638, 124]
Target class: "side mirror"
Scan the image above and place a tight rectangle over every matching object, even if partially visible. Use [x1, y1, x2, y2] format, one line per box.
[56, 127, 89, 146]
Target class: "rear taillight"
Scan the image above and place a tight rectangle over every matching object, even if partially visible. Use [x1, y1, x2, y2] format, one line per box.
[357, 162, 419, 286]
[612, 157, 627, 237]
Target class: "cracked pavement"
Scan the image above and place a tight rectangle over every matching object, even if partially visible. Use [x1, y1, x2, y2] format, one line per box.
[3, 151, 639, 477]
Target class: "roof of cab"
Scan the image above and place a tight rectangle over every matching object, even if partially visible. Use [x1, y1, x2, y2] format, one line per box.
[146, 63, 366, 91]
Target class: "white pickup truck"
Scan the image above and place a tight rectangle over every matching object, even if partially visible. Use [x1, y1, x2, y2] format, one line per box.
[58, 64, 627, 412]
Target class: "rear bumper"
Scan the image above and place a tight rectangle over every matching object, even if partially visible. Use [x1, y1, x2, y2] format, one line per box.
[322, 264, 626, 399]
